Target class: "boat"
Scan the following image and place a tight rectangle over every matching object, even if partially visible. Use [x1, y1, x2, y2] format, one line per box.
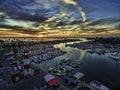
[54, 73, 62, 77]
[48, 68, 53, 72]
[87, 49, 94, 53]
[109, 52, 120, 60]
[73, 72, 84, 80]
[72, 86, 91, 90]
[60, 58, 71, 64]
[89, 80, 110, 90]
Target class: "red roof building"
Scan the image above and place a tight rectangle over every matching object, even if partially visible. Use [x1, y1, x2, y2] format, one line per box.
[43, 71, 60, 87]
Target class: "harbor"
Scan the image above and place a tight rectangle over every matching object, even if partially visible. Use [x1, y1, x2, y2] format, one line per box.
[0, 37, 120, 90]
[0, 0, 120, 89]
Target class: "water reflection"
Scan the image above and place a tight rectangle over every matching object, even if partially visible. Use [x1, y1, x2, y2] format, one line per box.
[80, 50, 86, 61]
[38, 40, 120, 89]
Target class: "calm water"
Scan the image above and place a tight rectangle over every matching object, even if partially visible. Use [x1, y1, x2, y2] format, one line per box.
[37, 40, 120, 89]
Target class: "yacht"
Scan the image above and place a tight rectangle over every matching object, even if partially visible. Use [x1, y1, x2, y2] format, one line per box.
[109, 52, 120, 60]
[89, 80, 110, 90]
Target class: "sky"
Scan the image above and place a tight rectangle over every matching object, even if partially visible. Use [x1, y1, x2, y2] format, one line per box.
[0, 0, 120, 37]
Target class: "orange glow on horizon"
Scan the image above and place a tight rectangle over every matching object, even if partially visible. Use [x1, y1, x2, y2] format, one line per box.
[38, 35, 43, 37]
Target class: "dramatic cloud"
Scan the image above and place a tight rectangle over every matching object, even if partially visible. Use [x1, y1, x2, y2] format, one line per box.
[0, 0, 120, 37]
[62, 0, 87, 22]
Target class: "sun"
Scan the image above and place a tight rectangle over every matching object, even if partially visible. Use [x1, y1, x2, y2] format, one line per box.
[38, 35, 43, 37]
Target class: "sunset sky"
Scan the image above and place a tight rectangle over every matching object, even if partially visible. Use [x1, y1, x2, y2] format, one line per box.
[0, 0, 120, 37]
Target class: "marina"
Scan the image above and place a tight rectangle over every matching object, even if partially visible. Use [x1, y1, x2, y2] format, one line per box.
[0, 38, 120, 90]
[0, 0, 120, 89]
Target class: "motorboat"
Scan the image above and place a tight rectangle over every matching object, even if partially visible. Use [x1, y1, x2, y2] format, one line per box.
[109, 52, 120, 60]
[89, 80, 110, 90]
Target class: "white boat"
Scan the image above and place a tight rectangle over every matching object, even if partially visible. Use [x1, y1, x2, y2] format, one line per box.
[89, 80, 110, 90]
[109, 53, 120, 60]
[73, 72, 84, 80]
[87, 49, 94, 53]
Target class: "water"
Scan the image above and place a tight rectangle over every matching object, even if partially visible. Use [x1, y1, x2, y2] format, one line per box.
[37, 40, 120, 89]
